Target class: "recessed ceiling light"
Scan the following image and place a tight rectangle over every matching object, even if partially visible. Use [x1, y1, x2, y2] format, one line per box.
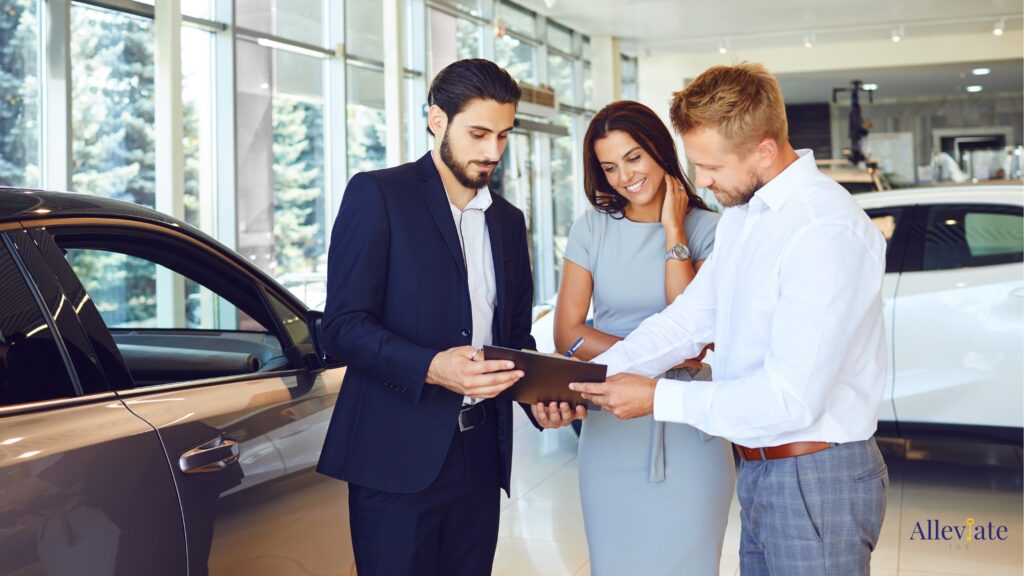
[717, 40, 728, 55]
[966, 85, 984, 93]
[863, 83, 878, 91]
[891, 26, 903, 42]
[993, 18, 1006, 36]
[972, 68, 991, 76]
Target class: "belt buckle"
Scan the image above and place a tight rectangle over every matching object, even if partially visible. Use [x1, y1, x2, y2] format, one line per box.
[458, 404, 480, 432]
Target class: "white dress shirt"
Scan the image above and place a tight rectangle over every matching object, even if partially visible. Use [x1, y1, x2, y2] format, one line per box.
[446, 186, 497, 406]
[594, 150, 888, 448]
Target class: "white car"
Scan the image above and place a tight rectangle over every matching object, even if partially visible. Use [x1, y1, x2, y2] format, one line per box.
[532, 185, 1023, 442]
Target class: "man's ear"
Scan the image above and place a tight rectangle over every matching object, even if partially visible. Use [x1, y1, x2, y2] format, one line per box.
[756, 138, 779, 168]
[427, 104, 448, 137]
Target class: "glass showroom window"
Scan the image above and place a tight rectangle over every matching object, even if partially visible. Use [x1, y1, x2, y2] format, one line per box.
[236, 0, 325, 47]
[347, 65, 387, 177]
[550, 113, 576, 288]
[236, 37, 327, 305]
[428, 8, 482, 80]
[547, 21, 573, 55]
[71, 3, 156, 207]
[181, 26, 215, 230]
[547, 52, 574, 109]
[582, 61, 593, 110]
[0, 0, 40, 188]
[621, 54, 638, 101]
[494, 34, 536, 84]
[346, 0, 384, 59]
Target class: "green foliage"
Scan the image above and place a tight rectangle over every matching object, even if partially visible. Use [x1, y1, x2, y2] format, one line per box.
[0, 0, 40, 186]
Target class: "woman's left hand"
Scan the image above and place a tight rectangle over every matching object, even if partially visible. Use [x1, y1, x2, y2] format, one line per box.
[660, 175, 690, 234]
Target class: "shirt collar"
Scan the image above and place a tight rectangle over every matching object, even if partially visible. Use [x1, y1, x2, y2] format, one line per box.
[752, 149, 816, 211]
[446, 186, 493, 212]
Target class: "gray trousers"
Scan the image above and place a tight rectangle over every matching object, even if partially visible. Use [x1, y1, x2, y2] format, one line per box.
[737, 437, 888, 576]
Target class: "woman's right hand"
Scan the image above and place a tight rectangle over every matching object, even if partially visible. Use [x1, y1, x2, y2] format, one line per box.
[660, 175, 690, 234]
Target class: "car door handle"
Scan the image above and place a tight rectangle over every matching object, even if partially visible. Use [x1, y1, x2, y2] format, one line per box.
[179, 436, 240, 474]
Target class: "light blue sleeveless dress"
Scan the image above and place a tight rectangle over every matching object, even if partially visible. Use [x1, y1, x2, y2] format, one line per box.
[564, 207, 735, 576]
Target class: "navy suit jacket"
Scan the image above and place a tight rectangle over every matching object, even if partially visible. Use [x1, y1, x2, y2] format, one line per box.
[317, 152, 537, 494]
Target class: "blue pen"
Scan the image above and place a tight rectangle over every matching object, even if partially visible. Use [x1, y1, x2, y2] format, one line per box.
[566, 336, 585, 358]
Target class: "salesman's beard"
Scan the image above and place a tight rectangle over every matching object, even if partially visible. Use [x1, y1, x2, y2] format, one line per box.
[440, 129, 498, 190]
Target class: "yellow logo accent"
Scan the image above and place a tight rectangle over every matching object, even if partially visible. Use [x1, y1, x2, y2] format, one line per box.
[965, 518, 976, 542]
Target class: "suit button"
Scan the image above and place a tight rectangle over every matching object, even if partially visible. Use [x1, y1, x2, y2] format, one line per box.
[461, 329, 471, 338]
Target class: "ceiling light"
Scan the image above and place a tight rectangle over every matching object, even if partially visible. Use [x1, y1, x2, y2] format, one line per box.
[966, 85, 984, 93]
[972, 68, 991, 76]
[890, 26, 904, 42]
[993, 18, 1005, 36]
[717, 40, 728, 55]
[803, 33, 815, 49]
[863, 83, 878, 91]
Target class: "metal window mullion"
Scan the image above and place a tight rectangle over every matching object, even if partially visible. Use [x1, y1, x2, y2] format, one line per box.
[235, 27, 335, 58]
[214, 0, 238, 329]
[155, 0, 186, 329]
[326, 0, 348, 220]
[384, 0, 406, 166]
[41, 0, 71, 192]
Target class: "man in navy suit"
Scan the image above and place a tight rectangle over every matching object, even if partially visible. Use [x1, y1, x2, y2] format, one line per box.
[318, 59, 585, 575]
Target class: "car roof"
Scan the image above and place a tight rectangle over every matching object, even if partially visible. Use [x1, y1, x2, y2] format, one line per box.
[0, 187, 182, 227]
[854, 185, 1024, 209]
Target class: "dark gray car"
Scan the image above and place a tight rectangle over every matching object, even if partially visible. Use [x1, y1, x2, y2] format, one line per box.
[0, 189, 355, 575]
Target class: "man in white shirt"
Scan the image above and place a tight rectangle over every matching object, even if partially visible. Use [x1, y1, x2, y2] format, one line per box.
[570, 63, 889, 575]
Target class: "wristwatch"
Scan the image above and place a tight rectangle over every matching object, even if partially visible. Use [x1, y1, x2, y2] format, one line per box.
[665, 243, 691, 262]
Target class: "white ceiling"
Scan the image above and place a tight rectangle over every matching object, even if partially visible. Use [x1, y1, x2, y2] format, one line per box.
[776, 59, 1024, 104]
[515, 0, 1022, 54]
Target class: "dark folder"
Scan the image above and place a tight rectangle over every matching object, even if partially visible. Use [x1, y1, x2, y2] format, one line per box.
[483, 345, 607, 405]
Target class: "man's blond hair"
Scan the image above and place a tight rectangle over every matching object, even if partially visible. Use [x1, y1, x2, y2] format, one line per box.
[670, 62, 788, 155]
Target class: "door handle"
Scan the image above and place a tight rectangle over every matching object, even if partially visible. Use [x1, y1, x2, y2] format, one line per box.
[179, 436, 240, 474]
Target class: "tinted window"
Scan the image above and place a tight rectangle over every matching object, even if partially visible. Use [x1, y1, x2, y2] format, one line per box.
[0, 237, 78, 406]
[865, 208, 907, 273]
[923, 205, 1023, 271]
[65, 249, 267, 331]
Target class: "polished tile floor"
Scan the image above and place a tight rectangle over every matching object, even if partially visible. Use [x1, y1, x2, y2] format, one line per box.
[494, 410, 1023, 576]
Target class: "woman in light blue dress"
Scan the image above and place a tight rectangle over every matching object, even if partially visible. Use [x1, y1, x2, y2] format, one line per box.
[554, 101, 734, 575]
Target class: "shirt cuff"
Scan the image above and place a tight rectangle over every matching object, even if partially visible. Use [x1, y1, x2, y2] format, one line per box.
[653, 378, 687, 423]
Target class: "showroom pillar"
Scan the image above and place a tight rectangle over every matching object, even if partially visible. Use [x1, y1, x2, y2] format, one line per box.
[590, 35, 622, 109]
[155, 0, 187, 328]
[41, 0, 71, 191]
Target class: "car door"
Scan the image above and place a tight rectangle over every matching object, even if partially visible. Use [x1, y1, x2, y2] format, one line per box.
[863, 205, 914, 430]
[29, 221, 355, 576]
[0, 229, 187, 576]
[891, 203, 1024, 436]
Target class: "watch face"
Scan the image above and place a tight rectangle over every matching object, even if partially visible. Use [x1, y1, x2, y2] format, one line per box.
[673, 244, 690, 259]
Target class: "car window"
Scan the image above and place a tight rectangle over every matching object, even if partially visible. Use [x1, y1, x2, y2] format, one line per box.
[865, 208, 908, 273]
[922, 205, 1023, 271]
[60, 247, 288, 387]
[0, 239, 79, 406]
[65, 248, 267, 331]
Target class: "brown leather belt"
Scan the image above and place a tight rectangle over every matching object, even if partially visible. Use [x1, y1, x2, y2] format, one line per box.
[734, 441, 832, 461]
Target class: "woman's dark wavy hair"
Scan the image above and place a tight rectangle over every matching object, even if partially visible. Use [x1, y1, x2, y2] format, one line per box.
[583, 100, 708, 218]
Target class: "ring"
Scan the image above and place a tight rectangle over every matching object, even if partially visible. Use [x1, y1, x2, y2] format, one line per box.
[470, 349, 480, 361]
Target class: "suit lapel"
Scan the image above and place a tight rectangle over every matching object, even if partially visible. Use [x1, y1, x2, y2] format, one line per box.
[415, 153, 468, 279]
[486, 207, 507, 345]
